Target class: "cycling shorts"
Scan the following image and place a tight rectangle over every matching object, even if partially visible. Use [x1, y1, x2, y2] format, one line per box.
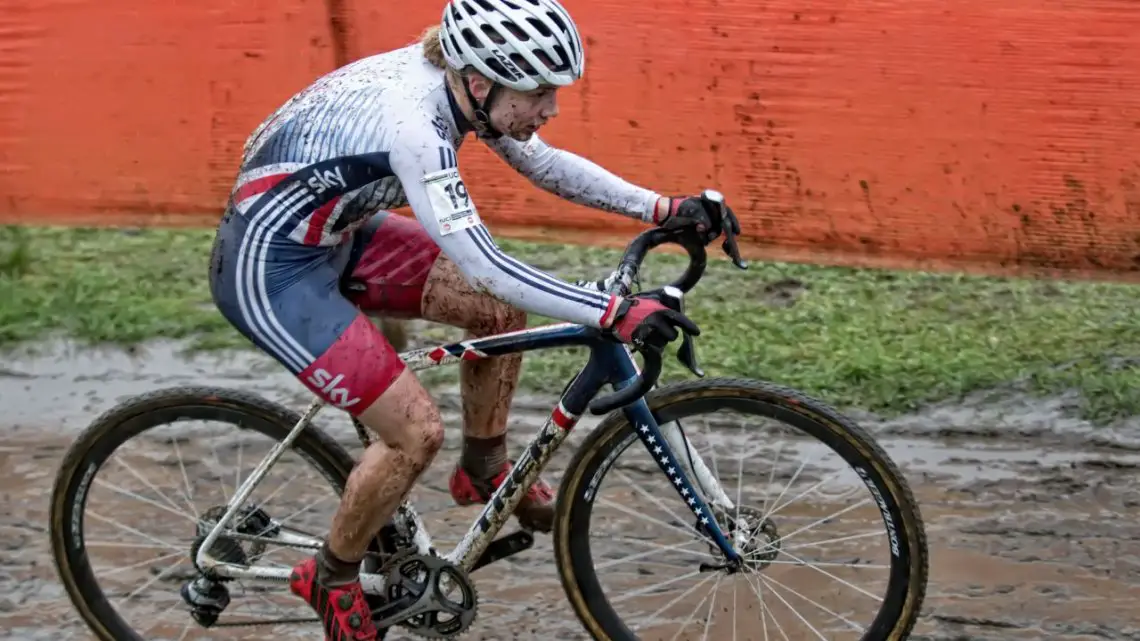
[208, 207, 442, 414]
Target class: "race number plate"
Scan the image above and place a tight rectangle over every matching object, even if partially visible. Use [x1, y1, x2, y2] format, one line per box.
[422, 167, 481, 236]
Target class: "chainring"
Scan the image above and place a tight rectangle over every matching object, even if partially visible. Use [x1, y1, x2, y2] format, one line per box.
[375, 550, 478, 639]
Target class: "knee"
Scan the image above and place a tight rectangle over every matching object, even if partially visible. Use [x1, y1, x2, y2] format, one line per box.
[470, 300, 527, 336]
[405, 412, 446, 472]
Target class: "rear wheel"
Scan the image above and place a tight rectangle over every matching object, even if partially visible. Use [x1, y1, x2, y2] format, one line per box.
[553, 378, 928, 641]
[48, 386, 396, 640]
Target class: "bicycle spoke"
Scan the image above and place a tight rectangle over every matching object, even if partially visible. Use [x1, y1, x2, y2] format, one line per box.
[767, 545, 883, 602]
[611, 568, 705, 606]
[607, 535, 713, 561]
[760, 449, 814, 524]
[764, 464, 861, 520]
[664, 574, 719, 641]
[234, 464, 310, 530]
[112, 454, 191, 519]
[86, 510, 184, 554]
[758, 498, 874, 554]
[756, 440, 787, 522]
[123, 555, 189, 601]
[780, 528, 887, 553]
[631, 571, 715, 632]
[169, 437, 200, 520]
[746, 573, 788, 641]
[270, 491, 335, 531]
[94, 477, 196, 525]
[597, 496, 708, 546]
[688, 574, 721, 641]
[85, 540, 178, 550]
[761, 558, 889, 569]
[96, 549, 186, 579]
[209, 438, 232, 504]
[733, 438, 749, 535]
[757, 573, 829, 641]
[732, 577, 739, 641]
[759, 572, 864, 632]
[611, 467, 699, 540]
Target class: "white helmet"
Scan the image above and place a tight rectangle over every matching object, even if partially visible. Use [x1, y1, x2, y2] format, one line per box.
[438, 0, 585, 92]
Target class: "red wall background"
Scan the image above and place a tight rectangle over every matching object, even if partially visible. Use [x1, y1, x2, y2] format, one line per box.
[2, 0, 1139, 280]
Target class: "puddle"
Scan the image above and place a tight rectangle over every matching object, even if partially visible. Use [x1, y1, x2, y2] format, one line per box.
[2, 339, 1139, 640]
[0, 339, 310, 433]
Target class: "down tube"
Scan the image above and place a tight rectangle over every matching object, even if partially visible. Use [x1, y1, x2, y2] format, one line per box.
[610, 345, 742, 563]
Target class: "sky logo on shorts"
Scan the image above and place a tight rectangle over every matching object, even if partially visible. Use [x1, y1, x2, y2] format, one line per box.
[307, 368, 361, 409]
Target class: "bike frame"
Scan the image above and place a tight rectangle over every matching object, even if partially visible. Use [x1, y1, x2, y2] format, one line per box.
[194, 320, 743, 591]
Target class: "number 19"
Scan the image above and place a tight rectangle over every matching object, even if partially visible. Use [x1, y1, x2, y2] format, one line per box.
[444, 180, 469, 209]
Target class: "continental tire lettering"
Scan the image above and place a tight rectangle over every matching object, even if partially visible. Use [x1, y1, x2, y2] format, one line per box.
[857, 466, 900, 557]
[71, 462, 98, 551]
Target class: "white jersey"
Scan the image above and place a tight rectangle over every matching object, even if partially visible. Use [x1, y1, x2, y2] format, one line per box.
[229, 43, 662, 329]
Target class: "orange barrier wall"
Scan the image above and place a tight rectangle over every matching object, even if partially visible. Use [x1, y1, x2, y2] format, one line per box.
[2, 1, 1140, 280]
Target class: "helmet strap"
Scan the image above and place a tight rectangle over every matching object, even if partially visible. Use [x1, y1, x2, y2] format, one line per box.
[463, 74, 504, 140]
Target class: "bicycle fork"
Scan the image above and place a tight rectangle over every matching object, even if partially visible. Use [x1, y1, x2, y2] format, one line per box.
[611, 343, 745, 567]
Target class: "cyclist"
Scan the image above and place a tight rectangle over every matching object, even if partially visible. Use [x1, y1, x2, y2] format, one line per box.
[207, 0, 740, 638]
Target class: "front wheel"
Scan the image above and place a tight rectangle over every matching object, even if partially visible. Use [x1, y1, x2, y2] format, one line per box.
[553, 378, 927, 641]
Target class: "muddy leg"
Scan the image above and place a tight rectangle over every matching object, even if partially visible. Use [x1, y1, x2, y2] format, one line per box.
[377, 317, 409, 353]
[324, 369, 445, 569]
[419, 256, 552, 532]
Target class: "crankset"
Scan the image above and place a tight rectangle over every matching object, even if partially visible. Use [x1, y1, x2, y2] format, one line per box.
[372, 551, 478, 639]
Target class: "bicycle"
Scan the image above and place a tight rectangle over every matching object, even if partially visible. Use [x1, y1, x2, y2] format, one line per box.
[48, 191, 928, 640]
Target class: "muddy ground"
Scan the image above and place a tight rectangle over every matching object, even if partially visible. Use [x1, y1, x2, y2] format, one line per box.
[2, 334, 1140, 640]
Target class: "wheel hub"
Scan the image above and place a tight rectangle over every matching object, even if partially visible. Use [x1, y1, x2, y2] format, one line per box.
[707, 506, 780, 571]
[189, 504, 280, 576]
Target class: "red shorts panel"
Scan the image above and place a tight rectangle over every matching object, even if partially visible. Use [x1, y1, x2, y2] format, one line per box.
[343, 212, 442, 318]
[297, 314, 405, 414]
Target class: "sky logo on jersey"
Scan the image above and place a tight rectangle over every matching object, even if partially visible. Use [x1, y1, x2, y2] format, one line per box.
[306, 166, 347, 195]
[306, 368, 361, 409]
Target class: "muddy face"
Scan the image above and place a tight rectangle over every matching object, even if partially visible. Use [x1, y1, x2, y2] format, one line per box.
[462, 71, 560, 141]
[488, 85, 559, 141]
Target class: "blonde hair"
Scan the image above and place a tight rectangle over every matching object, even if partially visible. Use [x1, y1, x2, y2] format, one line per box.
[420, 25, 447, 70]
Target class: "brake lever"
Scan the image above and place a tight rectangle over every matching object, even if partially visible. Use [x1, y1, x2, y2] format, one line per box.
[677, 332, 704, 377]
[659, 286, 705, 378]
[699, 189, 748, 271]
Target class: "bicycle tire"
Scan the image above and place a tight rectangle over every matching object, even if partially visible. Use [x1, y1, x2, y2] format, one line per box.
[47, 386, 393, 640]
[552, 377, 928, 641]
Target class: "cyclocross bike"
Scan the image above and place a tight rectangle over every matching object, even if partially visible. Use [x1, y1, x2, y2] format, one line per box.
[49, 191, 928, 640]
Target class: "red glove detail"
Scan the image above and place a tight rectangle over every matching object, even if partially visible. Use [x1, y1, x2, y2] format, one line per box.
[652, 197, 680, 225]
[610, 298, 672, 344]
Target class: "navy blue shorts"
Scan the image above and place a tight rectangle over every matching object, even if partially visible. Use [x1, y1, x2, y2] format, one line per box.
[208, 207, 442, 413]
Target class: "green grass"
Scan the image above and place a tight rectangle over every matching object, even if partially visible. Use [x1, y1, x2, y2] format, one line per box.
[2, 224, 1139, 423]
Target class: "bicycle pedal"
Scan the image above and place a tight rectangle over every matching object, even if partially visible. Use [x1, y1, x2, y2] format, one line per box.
[471, 530, 535, 572]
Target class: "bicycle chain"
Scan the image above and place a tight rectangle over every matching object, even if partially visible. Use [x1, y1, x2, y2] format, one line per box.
[192, 547, 477, 639]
